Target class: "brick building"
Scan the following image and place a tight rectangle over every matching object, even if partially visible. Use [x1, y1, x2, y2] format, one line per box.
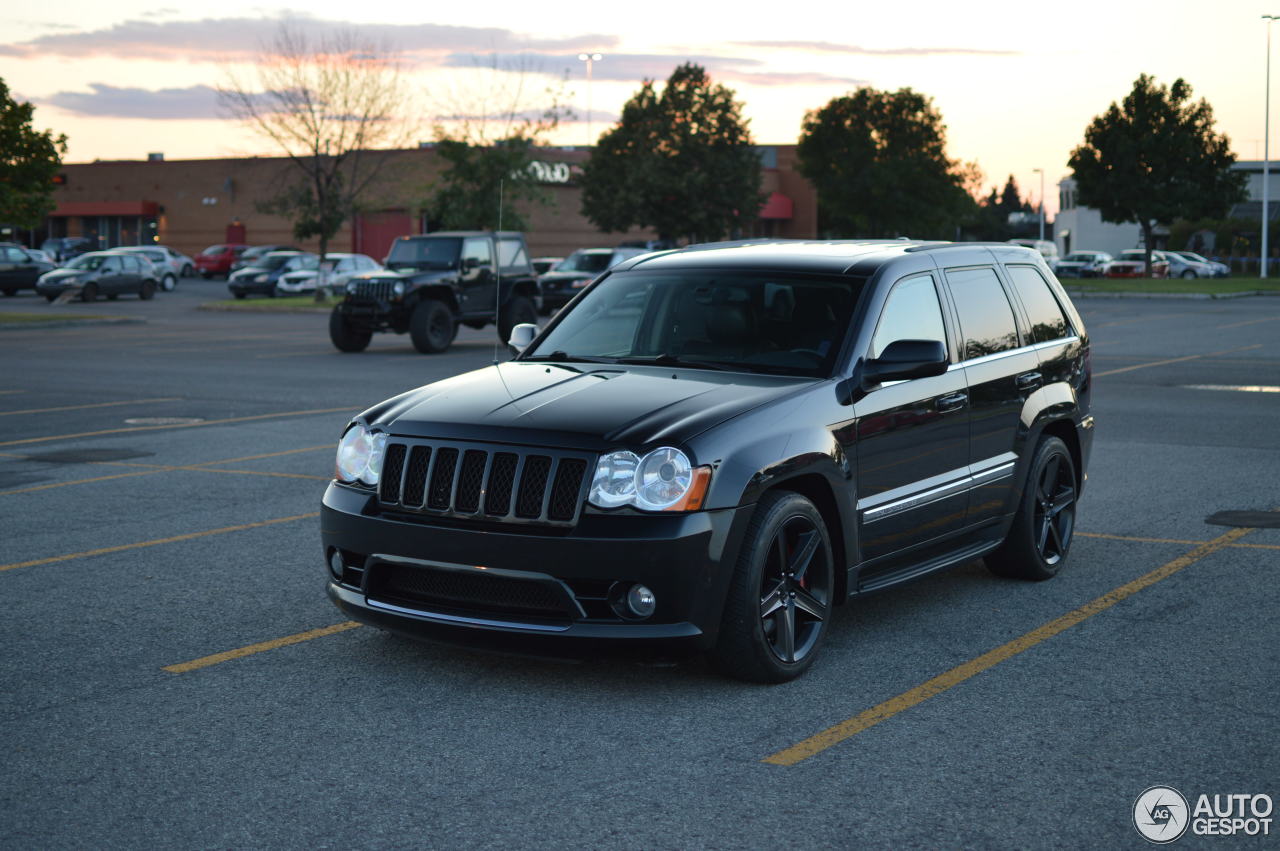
[40, 145, 817, 262]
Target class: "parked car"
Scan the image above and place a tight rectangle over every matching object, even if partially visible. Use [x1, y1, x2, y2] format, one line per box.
[1054, 251, 1112, 279]
[228, 251, 317, 298]
[232, 244, 298, 273]
[25, 249, 54, 264]
[0, 243, 56, 296]
[117, 245, 194, 281]
[1106, 249, 1169, 279]
[329, 231, 540, 354]
[1169, 250, 1229, 278]
[1156, 251, 1215, 280]
[531, 256, 564, 276]
[277, 253, 381, 294]
[114, 247, 181, 291]
[537, 246, 650, 313]
[194, 243, 249, 278]
[1007, 239, 1059, 270]
[36, 250, 159, 301]
[321, 240, 1092, 682]
[39, 237, 92, 264]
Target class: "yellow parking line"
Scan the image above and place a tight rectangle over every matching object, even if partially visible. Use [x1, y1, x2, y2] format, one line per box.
[0, 390, 26, 396]
[1215, 316, 1280, 330]
[0, 511, 320, 573]
[0, 397, 181, 417]
[0, 469, 164, 496]
[183, 466, 328, 481]
[163, 621, 362, 674]
[762, 526, 1255, 766]
[1077, 531, 1205, 545]
[1093, 345, 1262, 378]
[0, 406, 354, 447]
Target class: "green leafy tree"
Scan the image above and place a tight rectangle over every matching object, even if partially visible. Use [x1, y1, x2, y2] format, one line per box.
[1069, 74, 1246, 276]
[426, 136, 547, 230]
[796, 87, 973, 238]
[580, 63, 762, 244]
[0, 78, 67, 229]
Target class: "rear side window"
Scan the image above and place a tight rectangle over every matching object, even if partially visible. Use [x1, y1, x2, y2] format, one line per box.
[945, 267, 1019, 359]
[870, 274, 946, 359]
[498, 239, 529, 269]
[462, 238, 494, 268]
[1006, 265, 1071, 343]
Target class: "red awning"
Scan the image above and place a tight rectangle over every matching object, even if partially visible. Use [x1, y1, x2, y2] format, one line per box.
[50, 201, 160, 217]
[759, 191, 793, 220]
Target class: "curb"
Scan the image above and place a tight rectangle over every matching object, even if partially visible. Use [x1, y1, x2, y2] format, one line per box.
[1064, 289, 1280, 300]
[0, 316, 147, 331]
[197, 303, 332, 314]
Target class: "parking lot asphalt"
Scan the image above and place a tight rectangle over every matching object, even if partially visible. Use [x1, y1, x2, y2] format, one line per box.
[1, 279, 1277, 848]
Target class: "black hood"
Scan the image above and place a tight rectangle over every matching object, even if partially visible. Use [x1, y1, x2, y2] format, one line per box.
[358, 361, 816, 451]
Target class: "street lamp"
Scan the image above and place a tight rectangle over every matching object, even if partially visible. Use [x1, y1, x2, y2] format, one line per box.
[1032, 168, 1045, 242]
[1264, 16, 1278, 278]
[577, 53, 603, 148]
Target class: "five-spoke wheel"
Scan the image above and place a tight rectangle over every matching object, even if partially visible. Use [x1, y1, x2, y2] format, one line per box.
[987, 435, 1077, 581]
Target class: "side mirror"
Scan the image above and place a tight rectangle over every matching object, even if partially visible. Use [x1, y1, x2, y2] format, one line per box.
[863, 339, 949, 385]
[507, 323, 538, 356]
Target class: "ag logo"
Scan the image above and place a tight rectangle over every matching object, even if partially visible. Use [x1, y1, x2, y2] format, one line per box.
[1134, 786, 1190, 843]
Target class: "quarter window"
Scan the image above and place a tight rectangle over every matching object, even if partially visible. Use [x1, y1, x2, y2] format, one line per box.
[946, 267, 1019, 359]
[870, 274, 946, 359]
[1006, 265, 1071, 343]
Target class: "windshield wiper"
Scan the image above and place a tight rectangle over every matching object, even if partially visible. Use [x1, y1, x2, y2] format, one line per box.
[614, 354, 735, 372]
[528, 350, 619, 364]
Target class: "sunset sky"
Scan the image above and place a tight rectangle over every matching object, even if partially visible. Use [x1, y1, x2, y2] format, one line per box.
[3, 0, 1268, 216]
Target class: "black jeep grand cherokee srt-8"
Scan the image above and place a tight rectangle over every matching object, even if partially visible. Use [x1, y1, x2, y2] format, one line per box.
[322, 240, 1093, 682]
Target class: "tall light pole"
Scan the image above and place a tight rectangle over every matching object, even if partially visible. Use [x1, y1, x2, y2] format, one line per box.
[1033, 168, 1045, 242]
[577, 52, 602, 148]
[1264, 16, 1278, 278]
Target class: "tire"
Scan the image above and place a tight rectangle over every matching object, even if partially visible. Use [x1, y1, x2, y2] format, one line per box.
[1180, 270, 1196, 279]
[2, 289, 15, 297]
[139, 280, 155, 300]
[81, 282, 98, 302]
[181, 263, 193, 277]
[200, 271, 211, 279]
[267, 285, 278, 298]
[107, 293, 119, 301]
[44, 294, 56, 303]
[162, 274, 176, 292]
[329, 307, 372, 353]
[985, 435, 1077, 581]
[410, 299, 455, 354]
[233, 292, 246, 300]
[497, 294, 537, 343]
[710, 491, 835, 683]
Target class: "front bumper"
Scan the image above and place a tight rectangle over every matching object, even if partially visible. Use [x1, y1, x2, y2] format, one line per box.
[321, 482, 752, 655]
[228, 278, 277, 295]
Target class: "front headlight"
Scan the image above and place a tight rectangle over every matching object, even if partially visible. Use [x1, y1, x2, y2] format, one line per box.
[392, 281, 406, 297]
[346, 281, 358, 294]
[335, 423, 387, 486]
[255, 274, 269, 282]
[589, 447, 710, 512]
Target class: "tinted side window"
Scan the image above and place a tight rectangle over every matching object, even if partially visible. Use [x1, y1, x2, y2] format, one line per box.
[1006, 265, 1070, 343]
[870, 274, 946, 359]
[462, 238, 493, 268]
[945, 267, 1019, 359]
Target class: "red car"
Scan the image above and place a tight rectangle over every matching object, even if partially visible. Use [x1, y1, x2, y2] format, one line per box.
[1106, 249, 1169, 279]
[194, 243, 248, 278]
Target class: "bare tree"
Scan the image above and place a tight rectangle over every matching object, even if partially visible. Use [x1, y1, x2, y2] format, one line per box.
[219, 24, 415, 298]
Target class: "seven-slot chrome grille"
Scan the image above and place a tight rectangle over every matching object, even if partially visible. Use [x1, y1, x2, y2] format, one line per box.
[379, 439, 592, 526]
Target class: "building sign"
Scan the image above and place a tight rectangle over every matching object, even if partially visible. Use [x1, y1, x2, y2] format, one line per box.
[527, 161, 579, 185]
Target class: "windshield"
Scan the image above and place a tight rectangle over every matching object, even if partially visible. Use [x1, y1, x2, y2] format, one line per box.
[1178, 252, 1208, 262]
[1064, 253, 1098, 262]
[257, 253, 299, 270]
[387, 237, 461, 269]
[285, 254, 319, 271]
[524, 270, 865, 377]
[556, 251, 613, 274]
[68, 255, 106, 270]
[201, 245, 229, 256]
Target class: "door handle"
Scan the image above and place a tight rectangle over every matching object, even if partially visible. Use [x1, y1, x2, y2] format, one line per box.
[936, 392, 967, 413]
[1016, 371, 1042, 390]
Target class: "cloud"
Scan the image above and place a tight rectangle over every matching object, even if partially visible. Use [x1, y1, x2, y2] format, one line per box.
[720, 71, 867, 87]
[0, 16, 618, 62]
[44, 83, 221, 119]
[735, 40, 1020, 57]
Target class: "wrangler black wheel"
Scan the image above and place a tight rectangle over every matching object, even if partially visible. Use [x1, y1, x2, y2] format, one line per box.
[410, 299, 455, 354]
[711, 491, 834, 683]
[329, 307, 372, 353]
[986, 435, 1076, 581]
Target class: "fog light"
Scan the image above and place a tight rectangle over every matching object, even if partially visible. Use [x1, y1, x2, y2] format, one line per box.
[327, 548, 343, 579]
[626, 584, 656, 619]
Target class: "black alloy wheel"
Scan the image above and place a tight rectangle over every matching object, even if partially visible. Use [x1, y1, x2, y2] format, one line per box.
[81, 282, 98, 302]
[986, 435, 1077, 581]
[712, 491, 834, 682]
[329, 307, 372, 353]
[139, 280, 155, 300]
[410, 299, 455, 354]
[759, 514, 832, 666]
[107, 293, 119, 301]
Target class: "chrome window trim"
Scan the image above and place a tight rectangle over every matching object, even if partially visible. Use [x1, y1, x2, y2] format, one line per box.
[947, 335, 1080, 371]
